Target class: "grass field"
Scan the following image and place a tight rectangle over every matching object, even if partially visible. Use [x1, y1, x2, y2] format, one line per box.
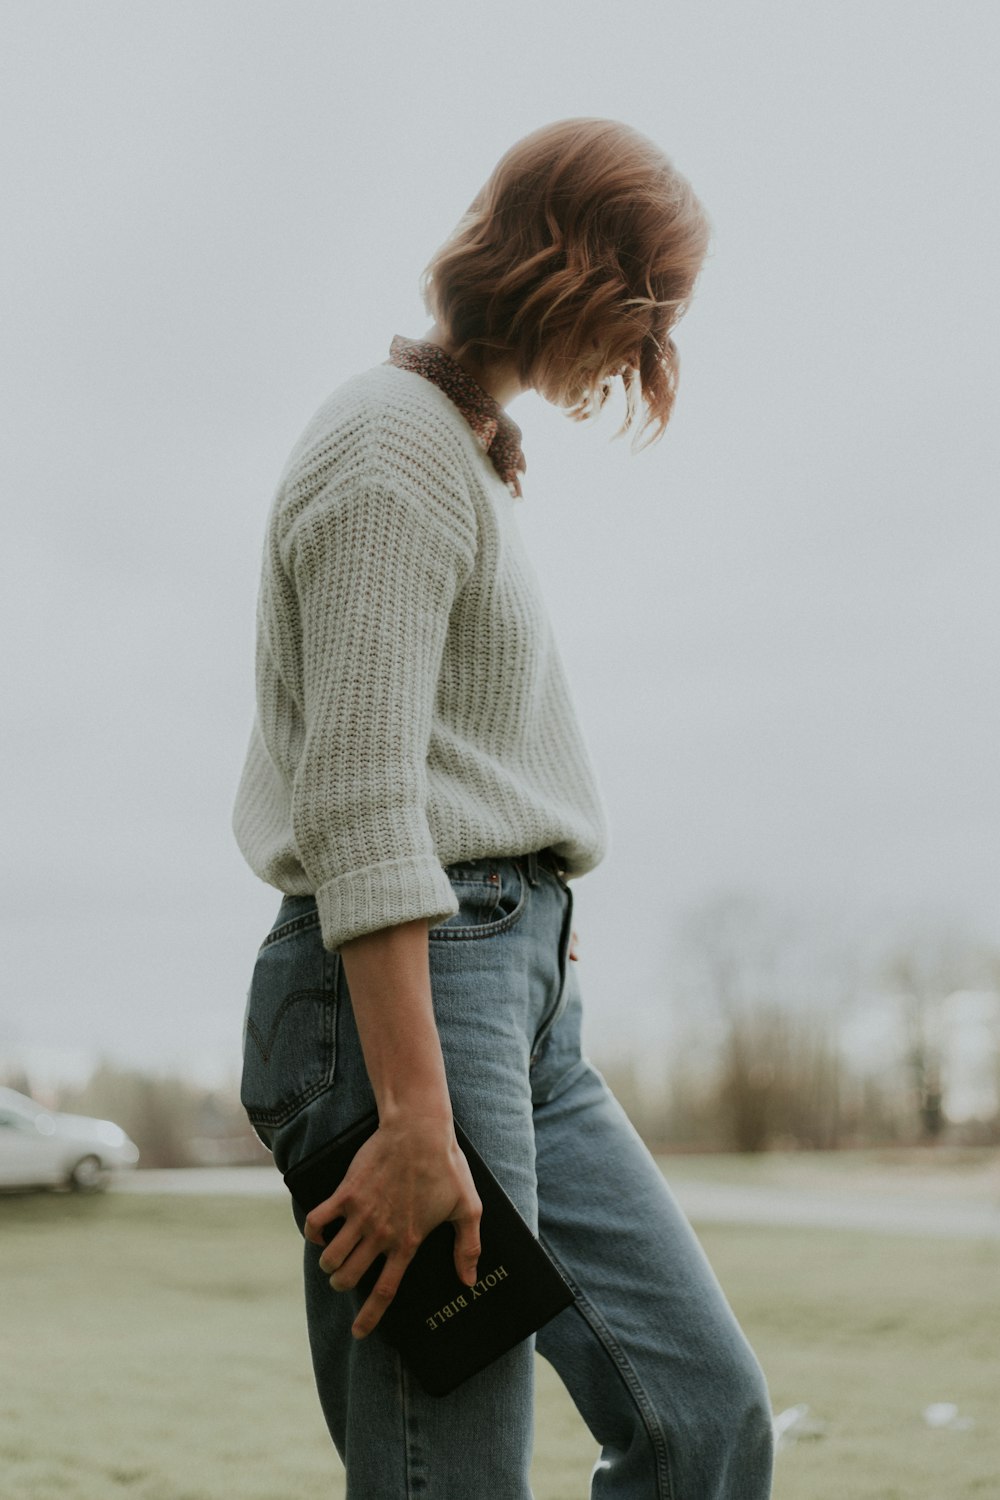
[654, 1143, 1000, 1202]
[2, 1179, 998, 1500]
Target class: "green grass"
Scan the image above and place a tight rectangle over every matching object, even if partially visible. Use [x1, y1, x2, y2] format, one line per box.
[1, 1185, 998, 1499]
[655, 1144, 1000, 1203]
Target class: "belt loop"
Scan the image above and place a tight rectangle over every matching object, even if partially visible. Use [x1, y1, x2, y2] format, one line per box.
[525, 848, 540, 886]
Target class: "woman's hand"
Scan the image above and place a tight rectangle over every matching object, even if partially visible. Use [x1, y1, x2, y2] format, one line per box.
[569, 928, 580, 961]
[302, 1112, 483, 1340]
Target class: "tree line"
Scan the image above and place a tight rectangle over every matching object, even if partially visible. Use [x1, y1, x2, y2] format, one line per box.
[4, 893, 998, 1162]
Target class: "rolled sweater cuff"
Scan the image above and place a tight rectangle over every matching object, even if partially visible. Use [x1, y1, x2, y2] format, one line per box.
[314, 855, 459, 954]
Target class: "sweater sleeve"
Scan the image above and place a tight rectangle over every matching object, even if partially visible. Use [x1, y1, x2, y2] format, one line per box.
[282, 477, 475, 953]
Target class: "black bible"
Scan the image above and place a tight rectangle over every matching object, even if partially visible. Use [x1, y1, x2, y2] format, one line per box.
[282, 1110, 575, 1397]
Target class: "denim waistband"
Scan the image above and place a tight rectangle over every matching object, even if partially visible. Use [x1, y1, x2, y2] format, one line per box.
[443, 846, 567, 887]
[521, 846, 568, 886]
[278, 847, 569, 908]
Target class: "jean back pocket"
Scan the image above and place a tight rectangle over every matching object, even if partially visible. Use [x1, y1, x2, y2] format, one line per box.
[240, 902, 339, 1132]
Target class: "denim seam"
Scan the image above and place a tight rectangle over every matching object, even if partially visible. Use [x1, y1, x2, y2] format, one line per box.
[430, 867, 527, 942]
[538, 1238, 676, 1500]
[531, 1055, 591, 1105]
[529, 983, 569, 1067]
[259, 909, 321, 949]
[529, 883, 574, 1065]
[400, 1355, 426, 1497]
[428, 905, 526, 941]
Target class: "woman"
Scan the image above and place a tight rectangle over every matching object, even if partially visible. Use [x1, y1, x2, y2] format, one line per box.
[232, 116, 774, 1499]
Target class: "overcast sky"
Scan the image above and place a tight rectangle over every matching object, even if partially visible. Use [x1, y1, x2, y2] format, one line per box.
[2, 1, 998, 1091]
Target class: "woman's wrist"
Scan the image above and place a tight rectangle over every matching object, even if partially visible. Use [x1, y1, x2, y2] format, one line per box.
[376, 1084, 454, 1128]
[339, 915, 454, 1127]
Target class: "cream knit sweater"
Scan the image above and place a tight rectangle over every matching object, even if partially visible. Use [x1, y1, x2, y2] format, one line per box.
[231, 360, 610, 953]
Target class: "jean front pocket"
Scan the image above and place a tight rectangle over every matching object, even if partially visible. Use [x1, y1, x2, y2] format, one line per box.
[429, 857, 527, 942]
[240, 904, 340, 1135]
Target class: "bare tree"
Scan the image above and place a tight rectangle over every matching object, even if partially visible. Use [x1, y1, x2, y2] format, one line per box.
[878, 919, 992, 1142]
[673, 889, 849, 1152]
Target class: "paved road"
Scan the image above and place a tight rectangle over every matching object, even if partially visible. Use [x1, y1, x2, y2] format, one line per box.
[111, 1167, 1000, 1239]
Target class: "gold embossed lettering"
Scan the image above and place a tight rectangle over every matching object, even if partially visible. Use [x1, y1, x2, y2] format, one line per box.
[424, 1270, 509, 1330]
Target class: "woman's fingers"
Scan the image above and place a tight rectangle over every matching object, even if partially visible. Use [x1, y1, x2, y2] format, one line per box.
[352, 1247, 418, 1338]
[304, 1192, 348, 1247]
[318, 1226, 368, 1285]
[308, 1128, 485, 1336]
[569, 927, 580, 961]
[451, 1195, 483, 1288]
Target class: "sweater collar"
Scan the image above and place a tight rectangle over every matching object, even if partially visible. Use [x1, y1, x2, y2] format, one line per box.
[385, 334, 527, 500]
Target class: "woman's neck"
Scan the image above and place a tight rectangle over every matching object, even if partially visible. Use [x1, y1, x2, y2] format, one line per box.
[420, 322, 525, 409]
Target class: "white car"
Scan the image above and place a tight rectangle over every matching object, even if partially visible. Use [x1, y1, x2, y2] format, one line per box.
[0, 1085, 140, 1192]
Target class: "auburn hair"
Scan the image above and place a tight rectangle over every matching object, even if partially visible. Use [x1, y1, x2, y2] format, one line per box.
[419, 117, 712, 451]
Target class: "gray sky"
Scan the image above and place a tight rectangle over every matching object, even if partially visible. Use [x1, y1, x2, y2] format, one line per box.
[2, 1, 998, 1091]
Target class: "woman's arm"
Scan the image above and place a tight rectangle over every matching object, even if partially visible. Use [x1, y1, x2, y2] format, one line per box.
[302, 916, 482, 1340]
[282, 475, 477, 956]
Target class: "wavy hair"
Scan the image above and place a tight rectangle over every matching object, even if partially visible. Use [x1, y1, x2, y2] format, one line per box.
[419, 117, 712, 451]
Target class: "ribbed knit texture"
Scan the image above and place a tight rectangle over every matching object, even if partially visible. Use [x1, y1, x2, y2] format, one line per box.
[386, 334, 528, 498]
[231, 359, 610, 953]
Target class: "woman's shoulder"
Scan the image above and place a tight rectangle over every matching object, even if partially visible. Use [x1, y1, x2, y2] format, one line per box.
[289, 361, 480, 487]
[273, 362, 482, 555]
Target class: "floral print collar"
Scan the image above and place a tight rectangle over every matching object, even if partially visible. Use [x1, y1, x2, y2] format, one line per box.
[385, 334, 527, 500]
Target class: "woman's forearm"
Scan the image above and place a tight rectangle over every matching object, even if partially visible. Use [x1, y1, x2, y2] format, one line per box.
[337, 917, 453, 1122]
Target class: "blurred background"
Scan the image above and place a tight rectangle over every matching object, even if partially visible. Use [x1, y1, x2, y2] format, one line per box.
[2, 0, 998, 1159]
[2, 5, 998, 1498]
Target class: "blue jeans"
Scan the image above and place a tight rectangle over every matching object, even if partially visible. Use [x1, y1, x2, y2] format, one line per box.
[240, 851, 775, 1499]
